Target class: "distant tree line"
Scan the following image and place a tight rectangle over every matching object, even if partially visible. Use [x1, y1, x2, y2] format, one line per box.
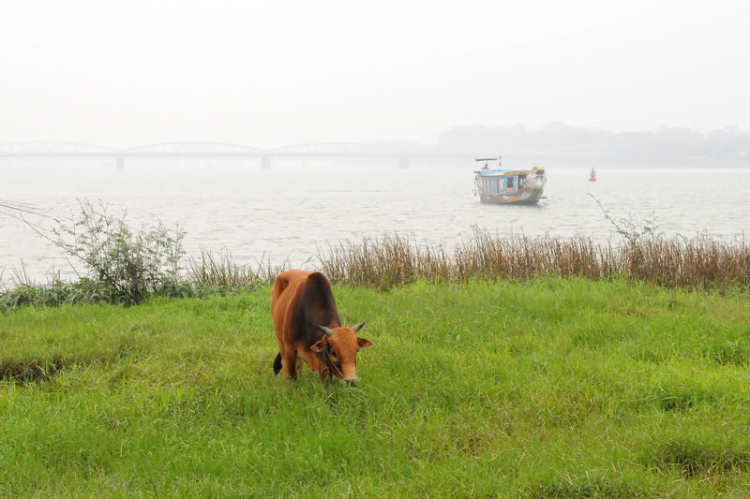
[432, 123, 750, 168]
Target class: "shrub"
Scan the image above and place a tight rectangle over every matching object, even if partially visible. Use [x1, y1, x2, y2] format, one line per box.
[44, 200, 186, 306]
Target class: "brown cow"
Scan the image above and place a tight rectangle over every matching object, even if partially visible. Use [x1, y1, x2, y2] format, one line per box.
[270, 270, 373, 385]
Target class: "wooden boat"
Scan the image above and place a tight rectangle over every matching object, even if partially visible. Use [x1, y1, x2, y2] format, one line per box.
[588, 168, 597, 182]
[473, 158, 546, 205]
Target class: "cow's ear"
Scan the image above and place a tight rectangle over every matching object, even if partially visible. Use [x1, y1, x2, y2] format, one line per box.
[311, 337, 328, 352]
[357, 337, 373, 349]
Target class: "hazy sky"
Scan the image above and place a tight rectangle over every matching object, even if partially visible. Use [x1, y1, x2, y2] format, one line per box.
[1, 0, 748, 147]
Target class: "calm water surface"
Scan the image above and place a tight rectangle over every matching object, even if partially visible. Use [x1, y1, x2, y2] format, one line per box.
[1, 162, 749, 282]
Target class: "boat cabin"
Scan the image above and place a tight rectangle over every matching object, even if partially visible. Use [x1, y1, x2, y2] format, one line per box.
[479, 173, 527, 194]
[476, 167, 545, 192]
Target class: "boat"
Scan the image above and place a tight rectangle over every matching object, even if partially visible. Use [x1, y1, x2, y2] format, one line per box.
[588, 168, 597, 182]
[473, 157, 546, 205]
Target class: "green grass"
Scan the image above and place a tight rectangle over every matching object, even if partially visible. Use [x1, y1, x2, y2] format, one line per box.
[2, 278, 750, 497]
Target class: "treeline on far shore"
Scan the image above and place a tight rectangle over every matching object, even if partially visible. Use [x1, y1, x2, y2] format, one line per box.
[433, 123, 750, 168]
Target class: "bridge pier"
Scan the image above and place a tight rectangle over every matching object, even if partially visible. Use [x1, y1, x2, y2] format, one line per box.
[399, 156, 410, 169]
[115, 156, 124, 169]
[261, 155, 271, 169]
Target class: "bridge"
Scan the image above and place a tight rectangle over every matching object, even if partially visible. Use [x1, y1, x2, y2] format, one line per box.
[0, 141, 471, 169]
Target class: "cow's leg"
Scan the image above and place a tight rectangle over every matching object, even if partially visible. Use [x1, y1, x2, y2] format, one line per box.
[298, 348, 330, 382]
[283, 348, 298, 381]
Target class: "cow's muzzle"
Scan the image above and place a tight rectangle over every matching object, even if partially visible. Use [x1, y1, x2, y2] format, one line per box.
[344, 377, 358, 387]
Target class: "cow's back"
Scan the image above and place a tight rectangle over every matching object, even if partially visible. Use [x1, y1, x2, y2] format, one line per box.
[270, 270, 340, 345]
[298, 272, 340, 330]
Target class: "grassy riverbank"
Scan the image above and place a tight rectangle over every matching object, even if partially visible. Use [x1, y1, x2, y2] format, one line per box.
[2, 278, 750, 497]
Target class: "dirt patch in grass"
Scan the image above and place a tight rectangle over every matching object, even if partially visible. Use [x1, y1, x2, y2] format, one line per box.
[704, 340, 749, 366]
[654, 386, 716, 413]
[528, 477, 659, 498]
[0, 358, 66, 383]
[657, 395, 696, 413]
[0, 350, 130, 385]
[646, 440, 750, 478]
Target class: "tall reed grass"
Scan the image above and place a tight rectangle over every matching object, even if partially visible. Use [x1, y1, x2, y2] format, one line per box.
[5, 230, 749, 308]
[316, 229, 750, 290]
[185, 250, 289, 289]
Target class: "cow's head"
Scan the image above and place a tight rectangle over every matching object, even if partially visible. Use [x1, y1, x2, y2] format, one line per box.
[311, 322, 373, 385]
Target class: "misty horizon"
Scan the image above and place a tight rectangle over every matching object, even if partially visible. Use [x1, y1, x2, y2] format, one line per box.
[2, 1, 749, 148]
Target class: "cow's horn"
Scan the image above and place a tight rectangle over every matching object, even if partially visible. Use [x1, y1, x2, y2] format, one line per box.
[352, 321, 366, 333]
[319, 326, 334, 336]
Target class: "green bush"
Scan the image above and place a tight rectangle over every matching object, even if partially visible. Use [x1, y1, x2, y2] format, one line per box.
[49, 200, 187, 305]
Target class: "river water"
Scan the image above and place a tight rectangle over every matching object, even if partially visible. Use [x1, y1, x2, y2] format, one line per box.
[1, 161, 749, 283]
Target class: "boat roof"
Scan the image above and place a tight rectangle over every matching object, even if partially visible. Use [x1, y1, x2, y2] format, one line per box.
[476, 168, 528, 176]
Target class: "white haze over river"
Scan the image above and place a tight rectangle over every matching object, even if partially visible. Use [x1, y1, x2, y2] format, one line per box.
[1, 161, 749, 283]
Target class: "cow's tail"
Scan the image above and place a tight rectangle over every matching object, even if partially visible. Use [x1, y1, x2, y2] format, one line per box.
[273, 352, 282, 375]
